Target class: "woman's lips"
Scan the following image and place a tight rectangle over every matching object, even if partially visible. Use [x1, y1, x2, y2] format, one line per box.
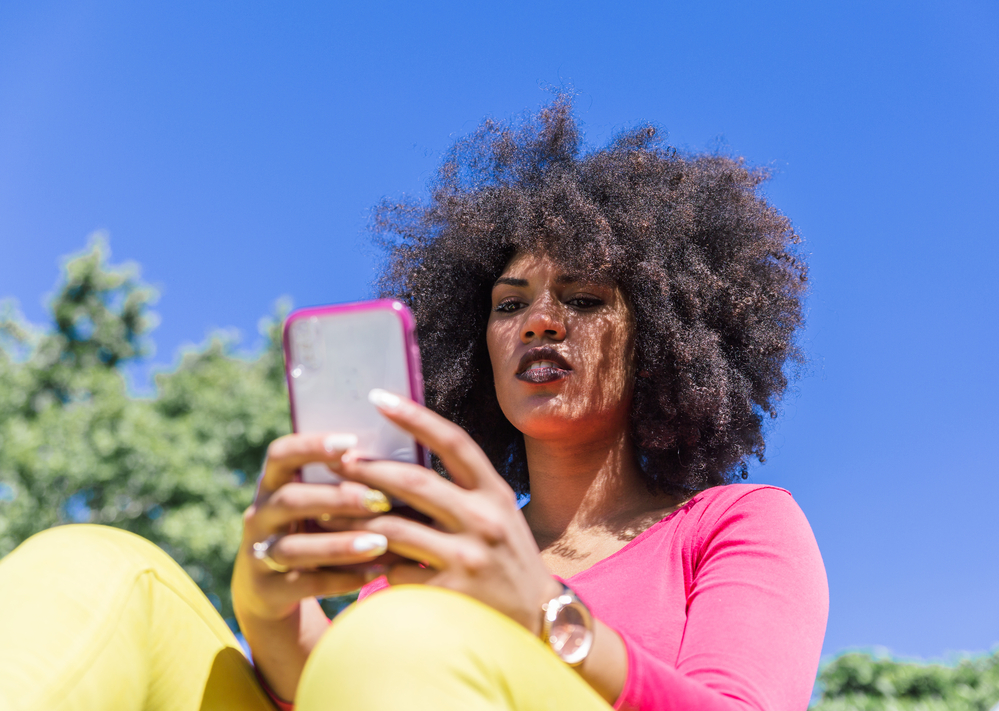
[516, 346, 572, 384]
[516, 359, 571, 384]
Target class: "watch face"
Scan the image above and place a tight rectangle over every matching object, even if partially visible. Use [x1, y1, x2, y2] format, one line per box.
[549, 604, 593, 665]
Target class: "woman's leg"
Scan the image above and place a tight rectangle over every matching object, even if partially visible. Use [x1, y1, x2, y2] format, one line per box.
[0, 525, 274, 711]
[296, 585, 613, 711]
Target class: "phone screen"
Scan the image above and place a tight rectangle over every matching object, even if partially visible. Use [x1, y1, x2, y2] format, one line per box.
[285, 301, 423, 483]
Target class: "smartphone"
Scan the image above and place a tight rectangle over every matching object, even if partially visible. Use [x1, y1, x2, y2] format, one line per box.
[283, 299, 427, 484]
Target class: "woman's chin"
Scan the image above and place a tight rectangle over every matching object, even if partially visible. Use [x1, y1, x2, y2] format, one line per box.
[511, 406, 607, 442]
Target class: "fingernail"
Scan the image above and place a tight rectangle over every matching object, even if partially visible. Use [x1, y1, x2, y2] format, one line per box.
[362, 489, 392, 513]
[368, 388, 402, 410]
[324, 434, 358, 453]
[352, 533, 388, 555]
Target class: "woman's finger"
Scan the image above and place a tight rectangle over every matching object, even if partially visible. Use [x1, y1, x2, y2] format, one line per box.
[357, 513, 484, 572]
[367, 390, 511, 497]
[386, 563, 435, 586]
[252, 566, 368, 610]
[337, 458, 466, 532]
[257, 432, 358, 497]
[253, 531, 390, 572]
[251, 481, 388, 534]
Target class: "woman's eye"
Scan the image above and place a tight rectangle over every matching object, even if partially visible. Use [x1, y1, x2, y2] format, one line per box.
[567, 296, 604, 310]
[493, 300, 525, 313]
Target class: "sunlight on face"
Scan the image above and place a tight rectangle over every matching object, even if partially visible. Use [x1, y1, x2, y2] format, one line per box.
[486, 252, 636, 444]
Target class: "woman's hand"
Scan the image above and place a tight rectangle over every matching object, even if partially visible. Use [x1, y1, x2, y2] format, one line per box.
[337, 390, 562, 635]
[232, 432, 393, 623]
[233, 431, 407, 701]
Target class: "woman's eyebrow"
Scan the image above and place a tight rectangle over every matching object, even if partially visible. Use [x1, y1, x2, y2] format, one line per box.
[493, 274, 593, 288]
[493, 277, 528, 288]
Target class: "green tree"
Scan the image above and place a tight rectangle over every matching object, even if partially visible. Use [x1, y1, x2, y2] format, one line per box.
[812, 649, 999, 711]
[0, 238, 290, 617]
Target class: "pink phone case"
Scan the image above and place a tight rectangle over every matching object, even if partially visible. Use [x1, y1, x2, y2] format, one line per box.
[283, 299, 427, 483]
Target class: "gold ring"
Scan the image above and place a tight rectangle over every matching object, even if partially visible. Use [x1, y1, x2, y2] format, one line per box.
[252, 535, 290, 573]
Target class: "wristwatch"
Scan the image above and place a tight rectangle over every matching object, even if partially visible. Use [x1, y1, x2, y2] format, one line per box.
[540, 583, 594, 666]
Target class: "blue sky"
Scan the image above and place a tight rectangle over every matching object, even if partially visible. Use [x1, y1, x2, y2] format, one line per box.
[2, 0, 997, 662]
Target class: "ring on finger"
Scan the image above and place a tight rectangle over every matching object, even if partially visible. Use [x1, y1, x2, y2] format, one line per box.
[252, 535, 291, 573]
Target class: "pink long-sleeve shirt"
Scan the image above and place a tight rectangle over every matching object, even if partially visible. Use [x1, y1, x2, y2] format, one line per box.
[266, 483, 828, 710]
[560, 483, 828, 710]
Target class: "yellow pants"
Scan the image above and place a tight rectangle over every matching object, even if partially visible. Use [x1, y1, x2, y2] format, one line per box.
[0, 525, 610, 711]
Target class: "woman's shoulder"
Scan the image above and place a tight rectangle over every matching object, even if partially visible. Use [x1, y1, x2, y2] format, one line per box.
[691, 482, 796, 511]
[681, 483, 816, 546]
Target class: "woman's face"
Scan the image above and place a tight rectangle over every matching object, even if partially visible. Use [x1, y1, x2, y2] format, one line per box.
[486, 251, 636, 443]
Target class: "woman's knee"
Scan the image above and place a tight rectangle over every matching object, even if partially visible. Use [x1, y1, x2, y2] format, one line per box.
[298, 587, 514, 709]
[307, 585, 537, 676]
[0, 524, 179, 594]
[7, 524, 159, 565]
[338, 586, 510, 651]
[297, 586, 588, 711]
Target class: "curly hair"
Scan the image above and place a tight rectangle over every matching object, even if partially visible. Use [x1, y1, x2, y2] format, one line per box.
[373, 97, 807, 496]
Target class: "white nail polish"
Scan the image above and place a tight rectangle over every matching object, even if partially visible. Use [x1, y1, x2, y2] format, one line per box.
[368, 389, 402, 410]
[352, 533, 388, 555]
[324, 434, 358, 453]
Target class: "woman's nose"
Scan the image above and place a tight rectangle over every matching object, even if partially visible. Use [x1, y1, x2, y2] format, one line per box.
[520, 298, 566, 343]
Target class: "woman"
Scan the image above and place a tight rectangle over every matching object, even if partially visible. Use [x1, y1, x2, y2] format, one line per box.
[0, 98, 826, 711]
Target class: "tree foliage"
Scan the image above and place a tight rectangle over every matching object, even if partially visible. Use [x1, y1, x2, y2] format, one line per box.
[812, 650, 999, 711]
[0, 239, 289, 617]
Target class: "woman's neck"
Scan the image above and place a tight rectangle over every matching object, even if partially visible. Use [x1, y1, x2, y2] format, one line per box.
[521, 427, 668, 549]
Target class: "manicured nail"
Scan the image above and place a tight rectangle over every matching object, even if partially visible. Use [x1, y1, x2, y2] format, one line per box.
[324, 434, 358, 453]
[352, 533, 388, 555]
[362, 489, 392, 513]
[368, 388, 402, 410]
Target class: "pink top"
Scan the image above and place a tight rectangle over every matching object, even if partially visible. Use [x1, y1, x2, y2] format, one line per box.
[568, 483, 828, 710]
[266, 484, 828, 710]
